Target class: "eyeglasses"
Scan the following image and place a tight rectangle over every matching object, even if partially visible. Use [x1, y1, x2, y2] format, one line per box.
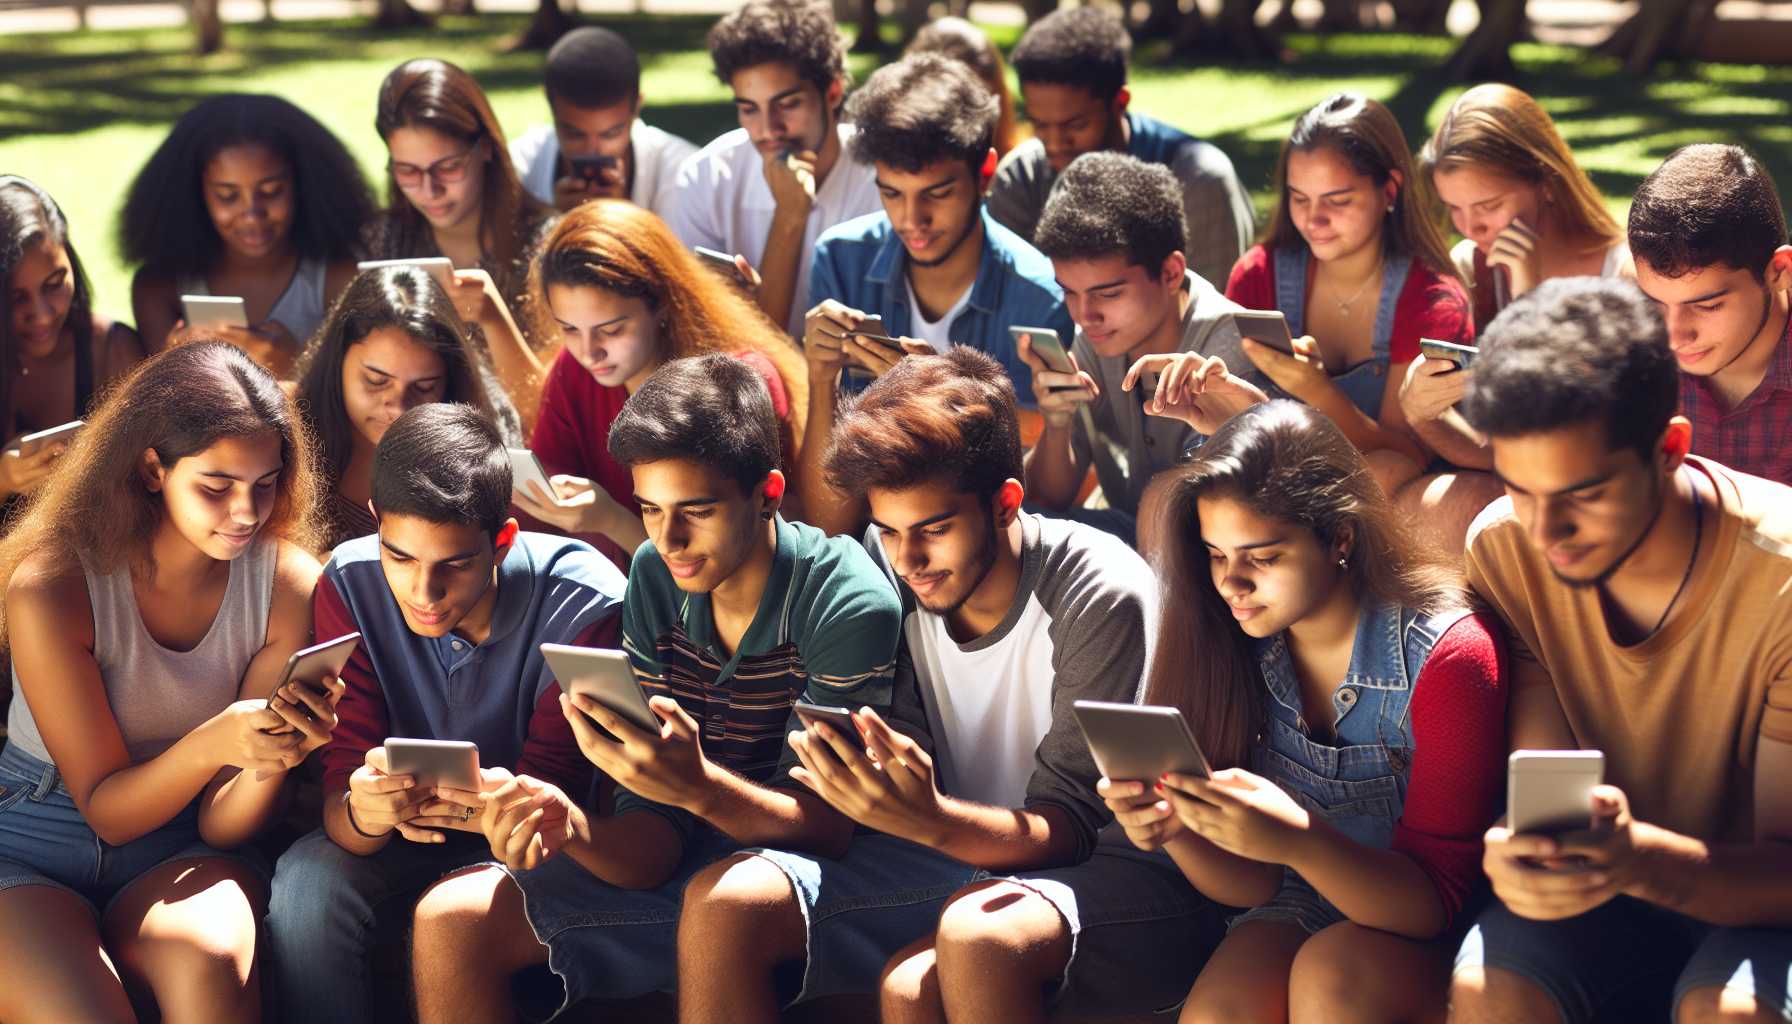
[389, 139, 482, 190]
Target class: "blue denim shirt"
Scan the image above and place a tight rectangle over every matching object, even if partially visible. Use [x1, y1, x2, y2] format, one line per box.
[808, 207, 1072, 403]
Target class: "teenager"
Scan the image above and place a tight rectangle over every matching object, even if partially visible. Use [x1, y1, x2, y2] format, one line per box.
[370, 58, 555, 416]
[513, 199, 808, 568]
[676, 347, 1165, 1024]
[989, 6, 1253, 291]
[665, 0, 881, 336]
[0, 341, 331, 1022]
[1628, 144, 1792, 486]
[905, 17, 1021, 160]
[801, 54, 1070, 534]
[265, 402, 625, 1024]
[1022, 152, 1267, 530]
[1, 176, 143, 505]
[1449, 278, 1792, 1024]
[405, 354, 903, 1023]
[122, 93, 372, 371]
[292, 265, 523, 553]
[509, 27, 698, 217]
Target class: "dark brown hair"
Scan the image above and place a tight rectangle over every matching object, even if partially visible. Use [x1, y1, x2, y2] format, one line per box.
[0, 177, 94, 441]
[1145, 400, 1464, 768]
[1628, 143, 1788, 282]
[907, 17, 1020, 158]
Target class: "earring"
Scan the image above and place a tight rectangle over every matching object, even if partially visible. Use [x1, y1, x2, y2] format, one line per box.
[1385, 204, 1395, 214]
[1337, 555, 1349, 570]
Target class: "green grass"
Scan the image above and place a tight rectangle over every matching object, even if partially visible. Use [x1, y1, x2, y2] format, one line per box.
[3, 13, 1792, 320]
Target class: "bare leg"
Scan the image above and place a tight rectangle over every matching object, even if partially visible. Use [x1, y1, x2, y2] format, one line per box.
[410, 864, 548, 1024]
[104, 856, 265, 1024]
[1675, 984, 1786, 1024]
[675, 854, 806, 1024]
[1289, 921, 1451, 1024]
[932, 880, 1071, 1024]
[1447, 964, 1564, 1024]
[1180, 919, 1308, 1024]
[880, 935, 945, 1024]
[0, 884, 136, 1023]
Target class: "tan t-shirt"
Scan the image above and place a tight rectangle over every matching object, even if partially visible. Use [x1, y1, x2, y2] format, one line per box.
[1466, 456, 1792, 844]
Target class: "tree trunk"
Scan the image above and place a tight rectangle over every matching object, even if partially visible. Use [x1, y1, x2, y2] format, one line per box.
[1598, 0, 1712, 74]
[1020, 0, 1057, 23]
[897, 0, 929, 45]
[372, 0, 431, 30]
[504, 0, 574, 50]
[1442, 0, 1524, 81]
[192, 0, 224, 53]
[850, 0, 884, 53]
[1137, 0, 1183, 39]
[1391, 0, 1450, 32]
[1318, 0, 1362, 31]
[1173, 0, 1276, 59]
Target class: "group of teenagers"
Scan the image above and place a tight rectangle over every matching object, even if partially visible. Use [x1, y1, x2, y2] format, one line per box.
[1, 1, 1790, 1022]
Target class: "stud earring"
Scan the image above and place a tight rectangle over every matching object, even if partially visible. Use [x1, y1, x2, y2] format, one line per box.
[1337, 555, 1349, 570]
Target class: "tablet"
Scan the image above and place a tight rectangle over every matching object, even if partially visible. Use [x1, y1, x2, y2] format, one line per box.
[182, 295, 249, 330]
[384, 737, 480, 792]
[14, 419, 83, 457]
[540, 643, 660, 735]
[506, 448, 564, 508]
[356, 257, 455, 292]
[1071, 700, 1212, 783]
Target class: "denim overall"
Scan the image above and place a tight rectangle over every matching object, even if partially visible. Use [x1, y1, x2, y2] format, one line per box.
[1233, 600, 1468, 935]
[1273, 246, 1412, 421]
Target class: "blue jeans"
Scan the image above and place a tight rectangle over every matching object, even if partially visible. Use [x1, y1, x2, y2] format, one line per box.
[265, 826, 494, 1024]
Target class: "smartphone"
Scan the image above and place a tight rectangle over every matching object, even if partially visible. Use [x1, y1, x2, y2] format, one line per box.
[1071, 700, 1212, 783]
[792, 700, 857, 741]
[540, 643, 661, 735]
[1419, 338, 1479, 370]
[1222, 310, 1296, 355]
[277, 631, 361, 698]
[1507, 749, 1604, 836]
[693, 245, 742, 277]
[568, 153, 619, 181]
[14, 419, 83, 457]
[356, 257, 455, 292]
[384, 737, 480, 792]
[506, 448, 564, 508]
[181, 295, 249, 330]
[1009, 325, 1074, 374]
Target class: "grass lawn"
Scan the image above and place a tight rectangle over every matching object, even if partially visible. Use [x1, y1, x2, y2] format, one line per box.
[3, 12, 1791, 321]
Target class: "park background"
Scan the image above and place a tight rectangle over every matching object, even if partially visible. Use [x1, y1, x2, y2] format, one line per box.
[1, 0, 1790, 323]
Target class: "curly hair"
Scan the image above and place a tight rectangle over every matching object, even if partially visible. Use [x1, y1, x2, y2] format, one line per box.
[1010, 6, 1131, 101]
[1035, 152, 1188, 272]
[1629, 143, 1788, 281]
[708, 0, 847, 97]
[119, 93, 373, 280]
[845, 55, 997, 177]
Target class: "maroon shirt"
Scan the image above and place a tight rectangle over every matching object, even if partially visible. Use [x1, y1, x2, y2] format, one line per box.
[1681, 313, 1792, 487]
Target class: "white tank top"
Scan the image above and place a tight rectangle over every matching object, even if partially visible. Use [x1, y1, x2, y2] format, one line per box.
[7, 538, 277, 765]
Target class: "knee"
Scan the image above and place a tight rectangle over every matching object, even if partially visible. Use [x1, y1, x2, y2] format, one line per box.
[676, 855, 800, 961]
[1448, 964, 1561, 1024]
[1676, 984, 1783, 1024]
[879, 940, 940, 1024]
[411, 866, 511, 977]
[269, 832, 357, 925]
[933, 881, 1066, 974]
[1287, 925, 1365, 1014]
[1181, 986, 1256, 1024]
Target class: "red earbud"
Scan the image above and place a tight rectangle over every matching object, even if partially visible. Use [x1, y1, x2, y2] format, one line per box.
[763, 474, 786, 501]
[980, 147, 998, 184]
[495, 520, 519, 549]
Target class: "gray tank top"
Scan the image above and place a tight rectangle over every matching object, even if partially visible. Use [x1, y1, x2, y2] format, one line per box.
[7, 538, 277, 766]
[181, 258, 330, 347]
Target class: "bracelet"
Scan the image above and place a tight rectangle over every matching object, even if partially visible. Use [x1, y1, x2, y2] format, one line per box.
[342, 791, 385, 840]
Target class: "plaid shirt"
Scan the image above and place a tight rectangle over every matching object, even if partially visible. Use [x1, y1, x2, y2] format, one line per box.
[1681, 316, 1792, 486]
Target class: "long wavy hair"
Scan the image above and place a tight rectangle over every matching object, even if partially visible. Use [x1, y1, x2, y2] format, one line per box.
[528, 199, 808, 442]
[0, 177, 95, 440]
[0, 341, 323, 644]
[1144, 400, 1466, 768]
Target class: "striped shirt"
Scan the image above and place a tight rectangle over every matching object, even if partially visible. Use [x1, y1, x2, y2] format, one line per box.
[616, 515, 903, 839]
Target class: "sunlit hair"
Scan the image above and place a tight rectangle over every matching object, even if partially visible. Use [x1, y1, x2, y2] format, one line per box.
[1145, 400, 1464, 768]
[0, 341, 322, 645]
[907, 18, 1020, 157]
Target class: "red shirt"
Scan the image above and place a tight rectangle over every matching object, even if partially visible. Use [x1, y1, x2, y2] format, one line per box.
[1680, 312, 1792, 487]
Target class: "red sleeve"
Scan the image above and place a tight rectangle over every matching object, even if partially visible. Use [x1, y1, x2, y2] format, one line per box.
[317, 574, 389, 794]
[1224, 244, 1275, 311]
[1390, 265, 1476, 364]
[1391, 611, 1508, 927]
[515, 612, 619, 796]
[519, 350, 634, 570]
[528, 350, 589, 481]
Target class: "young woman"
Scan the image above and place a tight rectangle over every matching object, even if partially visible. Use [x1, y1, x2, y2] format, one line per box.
[122, 93, 373, 373]
[512, 198, 807, 567]
[1226, 92, 1471, 467]
[368, 58, 556, 418]
[1, 176, 143, 506]
[292, 264, 523, 553]
[906, 17, 1021, 159]
[0, 341, 338, 1023]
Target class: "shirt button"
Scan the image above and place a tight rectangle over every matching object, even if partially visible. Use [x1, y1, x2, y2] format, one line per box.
[1338, 688, 1357, 705]
[450, 640, 464, 651]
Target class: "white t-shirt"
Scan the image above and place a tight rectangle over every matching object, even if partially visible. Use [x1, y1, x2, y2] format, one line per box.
[508, 119, 698, 221]
[905, 277, 973, 353]
[663, 124, 882, 336]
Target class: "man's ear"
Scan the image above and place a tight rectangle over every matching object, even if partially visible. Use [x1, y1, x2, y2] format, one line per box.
[1660, 416, 1693, 472]
[1161, 250, 1189, 290]
[825, 77, 845, 115]
[1112, 86, 1131, 118]
[761, 469, 787, 520]
[1764, 245, 1792, 295]
[994, 478, 1025, 527]
[140, 448, 166, 493]
[494, 517, 520, 558]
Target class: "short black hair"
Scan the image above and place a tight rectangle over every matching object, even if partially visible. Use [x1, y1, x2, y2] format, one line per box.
[708, 0, 847, 98]
[608, 354, 780, 494]
[845, 54, 997, 177]
[544, 27, 641, 110]
[1461, 277, 1677, 463]
[372, 403, 512, 537]
[1629, 143, 1789, 282]
[1011, 6, 1131, 101]
[1034, 152, 1187, 272]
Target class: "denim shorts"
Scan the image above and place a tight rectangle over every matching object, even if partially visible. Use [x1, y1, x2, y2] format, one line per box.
[753, 833, 982, 1004]
[1231, 866, 1348, 936]
[0, 743, 263, 919]
[1453, 896, 1792, 1023]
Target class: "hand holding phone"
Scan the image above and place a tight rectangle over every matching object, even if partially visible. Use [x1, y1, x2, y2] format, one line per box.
[384, 738, 482, 793]
[541, 644, 660, 736]
[507, 448, 565, 509]
[1418, 338, 1479, 371]
[14, 419, 83, 458]
[1507, 749, 1603, 836]
[793, 700, 858, 742]
[1072, 700, 1211, 783]
[1220, 310, 1296, 356]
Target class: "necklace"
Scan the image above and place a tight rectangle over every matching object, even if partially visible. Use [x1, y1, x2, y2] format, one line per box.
[1647, 479, 1703, 639]
[1329, 267, 1378, 316]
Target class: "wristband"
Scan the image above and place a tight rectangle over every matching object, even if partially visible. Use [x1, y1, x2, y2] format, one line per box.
[342, 791, 385, 840]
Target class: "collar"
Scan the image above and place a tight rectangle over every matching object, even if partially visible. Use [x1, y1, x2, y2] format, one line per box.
[864, 207, 1007, 316]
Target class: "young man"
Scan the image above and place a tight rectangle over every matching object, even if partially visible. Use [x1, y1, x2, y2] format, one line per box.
[1449, 278, 1792, 1024]
[265, 404, 626, 1024]
[405, 354, 904, 1023]
[664, 0, 880, 336]
[800, 54, 1071, 534]
[989, 6, 1253, 291]
[1022, 151, 1267, 529]
[1629, 143, 1792, 486]
[674, 349, 1187, 1024]
[508, 26, 699, 218]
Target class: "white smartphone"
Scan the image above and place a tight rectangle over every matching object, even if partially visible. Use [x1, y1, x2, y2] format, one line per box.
[384, 737, 480, 791]
[540, 643, 660, 735]
[1009, 325, 1074, 374]
[1072, 700, 1212, 783]
[1507, 749, 1604, 835]
[506, 448, 564, 508]
[278, 631, 361, 697]
[1221, 310, 1296, 355]
[181, 294, 249, 329]
[356, 257, 455, 292]
[14, 419, 83, 457]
